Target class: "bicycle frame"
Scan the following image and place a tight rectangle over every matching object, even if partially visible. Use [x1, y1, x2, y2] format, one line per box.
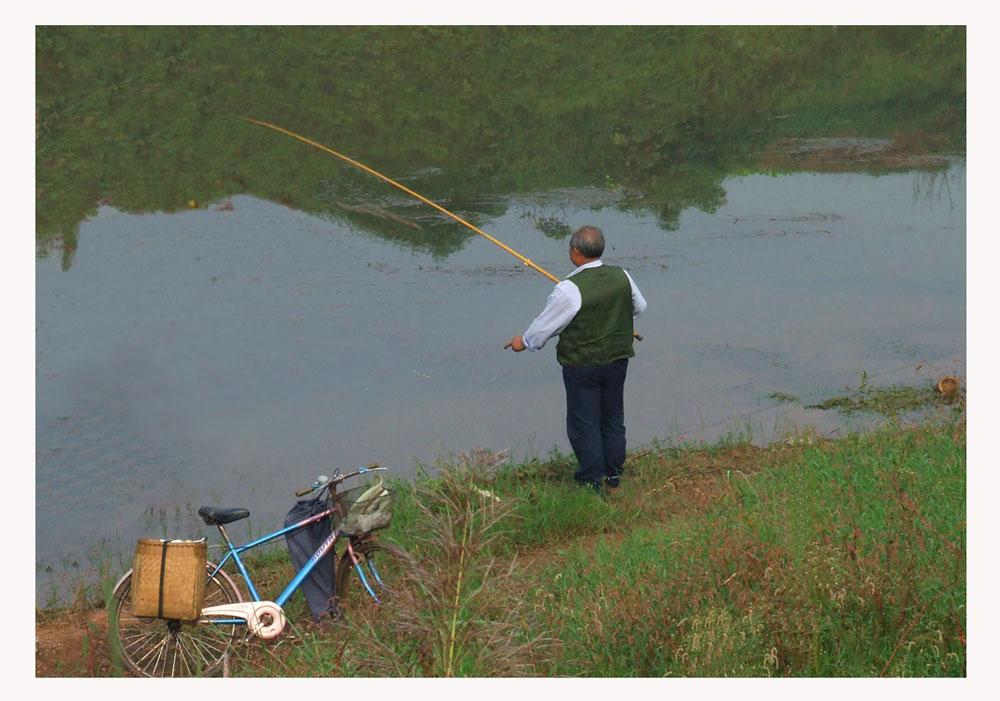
[203, 502, 386, 629]
[202, 504, 342, 626]
[219, 507, 335, 600]
[195, 465, 391, 635]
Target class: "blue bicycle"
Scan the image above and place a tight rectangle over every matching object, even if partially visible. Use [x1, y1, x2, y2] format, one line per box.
[109, 465, 412, 677]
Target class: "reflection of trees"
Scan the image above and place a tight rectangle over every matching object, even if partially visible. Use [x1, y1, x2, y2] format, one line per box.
[36, 231, 77, 271]
[36, 26, 965, 263]
[628, 167, 731, 231]
[912, 164, 963, 213]
[315, 168, 510, 258]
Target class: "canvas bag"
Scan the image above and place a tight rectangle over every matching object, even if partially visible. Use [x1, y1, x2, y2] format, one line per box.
[283, 498, 337, 621]
[340, 477, 393, 536]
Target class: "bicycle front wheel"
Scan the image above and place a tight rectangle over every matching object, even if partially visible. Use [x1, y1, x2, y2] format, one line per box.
[335, 540, 415, 618]
[110, 563, 243, 677]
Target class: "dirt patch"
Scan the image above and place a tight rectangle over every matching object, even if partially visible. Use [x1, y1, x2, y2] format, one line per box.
[35, 608, 113, 677]
[756, 136, 959, 172]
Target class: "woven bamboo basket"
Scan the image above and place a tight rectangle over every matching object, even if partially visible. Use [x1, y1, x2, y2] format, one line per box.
[131, 539, 207, 620]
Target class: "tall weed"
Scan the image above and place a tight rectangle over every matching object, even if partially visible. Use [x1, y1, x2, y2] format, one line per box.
[341, 454, 560, 676]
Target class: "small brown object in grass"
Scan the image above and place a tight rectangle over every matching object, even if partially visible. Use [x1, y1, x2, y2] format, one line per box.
[934, 376, 960, 403]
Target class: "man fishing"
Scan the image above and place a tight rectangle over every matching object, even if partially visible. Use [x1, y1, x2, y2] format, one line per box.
[239, 122, 647, 496]
[505, 226, 647, 496]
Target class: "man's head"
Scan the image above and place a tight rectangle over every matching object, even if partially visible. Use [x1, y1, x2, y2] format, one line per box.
[569, 226, 605, 263]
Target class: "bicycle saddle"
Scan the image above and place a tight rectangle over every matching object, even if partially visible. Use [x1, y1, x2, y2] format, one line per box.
[198, 506, 250, 525]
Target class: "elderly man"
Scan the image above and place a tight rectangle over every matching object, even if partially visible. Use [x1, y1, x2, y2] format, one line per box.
[506, 226, 647, 494]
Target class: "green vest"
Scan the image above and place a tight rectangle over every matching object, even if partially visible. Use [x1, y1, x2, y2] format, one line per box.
[556, 265, 635, 367]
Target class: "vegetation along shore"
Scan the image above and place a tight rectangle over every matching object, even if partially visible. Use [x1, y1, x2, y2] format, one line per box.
[36, 386, 965, 677]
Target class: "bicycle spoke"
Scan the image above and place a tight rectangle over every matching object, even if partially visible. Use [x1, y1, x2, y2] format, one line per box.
[111, 562, 242, 677]
[119, 629, 157, 647]
[136, 634, 169, 676]
[176, 633, 204, 673]
[154, 637, 171, 677]
[175, 632, 203, 676]
[174, 635, 195, 678]
[130, 632, 166, 667]
[169, 641, 180, 678]
[181, 628, 229, 671]
[120, 632, 161, 660]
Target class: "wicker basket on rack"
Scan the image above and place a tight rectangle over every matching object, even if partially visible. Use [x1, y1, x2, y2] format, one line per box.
[131, 539, 207, 620]
[329, 478, 395, 536]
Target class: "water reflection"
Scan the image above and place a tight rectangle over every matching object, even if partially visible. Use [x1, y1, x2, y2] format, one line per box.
[35, 163, 966, 600]
[36, 27, 965, 257]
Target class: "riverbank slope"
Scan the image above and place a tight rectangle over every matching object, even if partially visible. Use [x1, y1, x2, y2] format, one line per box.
[35, 402, 965, 677]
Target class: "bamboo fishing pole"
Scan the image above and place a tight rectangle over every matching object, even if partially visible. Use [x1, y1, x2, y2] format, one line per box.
[240, 116, 559, 283]
[239, 116, 642, 340]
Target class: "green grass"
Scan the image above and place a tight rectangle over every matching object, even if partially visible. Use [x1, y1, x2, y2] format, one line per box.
[37, 410, 965, 677]
[247, 414, 963, 677]
[367, 417, 963, 677]
[524, 422, 965, 676]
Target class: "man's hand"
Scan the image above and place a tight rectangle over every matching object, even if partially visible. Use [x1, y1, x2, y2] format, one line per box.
[505, 336, 526, 352]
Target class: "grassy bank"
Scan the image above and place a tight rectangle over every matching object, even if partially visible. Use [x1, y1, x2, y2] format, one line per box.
[36, 405, 965, 677]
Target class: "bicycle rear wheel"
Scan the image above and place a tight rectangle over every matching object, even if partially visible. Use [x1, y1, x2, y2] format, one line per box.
[110, 563, 243, 677]
[335, 540, 415, 617]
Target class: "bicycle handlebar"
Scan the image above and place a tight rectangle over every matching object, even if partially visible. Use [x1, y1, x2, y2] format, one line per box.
[295, 463, 384, 497]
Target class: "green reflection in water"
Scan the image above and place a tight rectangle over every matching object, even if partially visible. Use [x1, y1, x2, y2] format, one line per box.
[36, 26, 965, 263]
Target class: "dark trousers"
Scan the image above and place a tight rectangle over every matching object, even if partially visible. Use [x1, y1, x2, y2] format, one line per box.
[562, 358, 629, 488]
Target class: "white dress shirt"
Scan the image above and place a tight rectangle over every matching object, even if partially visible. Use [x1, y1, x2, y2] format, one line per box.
[522, 260, 647, 352]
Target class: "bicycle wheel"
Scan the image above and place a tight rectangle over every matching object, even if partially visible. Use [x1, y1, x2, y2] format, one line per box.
[110, 563, 243, 677]
[335, 540, 415, 617]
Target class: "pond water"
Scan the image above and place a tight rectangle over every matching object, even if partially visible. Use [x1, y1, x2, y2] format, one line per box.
[35, 161, 966, 599]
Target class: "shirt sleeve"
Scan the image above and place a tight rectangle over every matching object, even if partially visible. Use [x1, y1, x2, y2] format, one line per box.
[623, 270, 647, 318]
[522, 281, 581, 351]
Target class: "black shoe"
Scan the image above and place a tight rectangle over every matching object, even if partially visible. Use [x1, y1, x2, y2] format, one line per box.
[574, 478, 603, 494]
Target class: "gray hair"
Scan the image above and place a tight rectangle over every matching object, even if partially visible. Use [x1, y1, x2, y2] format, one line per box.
[569, 226, 605, 259]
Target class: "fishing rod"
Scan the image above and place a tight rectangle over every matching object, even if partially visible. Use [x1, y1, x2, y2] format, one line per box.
[240, 116, 558, 283]
[239, 117, 642, 340]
